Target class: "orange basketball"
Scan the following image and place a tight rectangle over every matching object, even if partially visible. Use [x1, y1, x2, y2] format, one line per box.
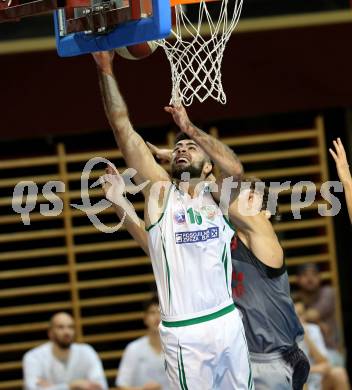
[115, 41, 158, 60]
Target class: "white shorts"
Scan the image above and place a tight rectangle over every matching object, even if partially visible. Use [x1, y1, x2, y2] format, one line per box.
[159, 305, 253, 390]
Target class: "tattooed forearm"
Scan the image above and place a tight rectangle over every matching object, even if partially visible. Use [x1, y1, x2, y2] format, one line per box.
[98, 71, 129, 127]
[188, 124, 243, 178]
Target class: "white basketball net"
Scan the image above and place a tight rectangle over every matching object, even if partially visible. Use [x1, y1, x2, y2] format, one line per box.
[157, 0, 243, 106]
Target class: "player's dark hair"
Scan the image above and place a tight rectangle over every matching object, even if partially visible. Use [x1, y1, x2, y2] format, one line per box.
[174, 131, 191, 145]
[174, 131, 213, 169]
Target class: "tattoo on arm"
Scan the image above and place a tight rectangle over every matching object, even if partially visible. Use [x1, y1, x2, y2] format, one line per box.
[98, 71, 131, 139]
[189, 124, 243, 178]
[97, 70, 169, 184]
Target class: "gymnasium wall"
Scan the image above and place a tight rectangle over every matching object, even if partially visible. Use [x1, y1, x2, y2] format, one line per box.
[0, 13, 352, 139]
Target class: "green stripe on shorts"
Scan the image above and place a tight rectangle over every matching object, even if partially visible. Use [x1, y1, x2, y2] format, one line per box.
[179, 345, 188, 390]
[177, 348, 184, 390]
[162, 303, 235, 327]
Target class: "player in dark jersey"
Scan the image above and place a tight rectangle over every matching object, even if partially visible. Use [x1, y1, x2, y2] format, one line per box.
[230, 177, 309, 390]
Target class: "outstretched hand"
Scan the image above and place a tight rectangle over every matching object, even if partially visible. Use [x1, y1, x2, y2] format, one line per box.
[101, 164, 125, 204]
[100, 164, 141, 226]
[147, 142, 172, 163]
[92, 51, 115, 75]
[329, 138, 351, 184]
[164, 104, 193, 135]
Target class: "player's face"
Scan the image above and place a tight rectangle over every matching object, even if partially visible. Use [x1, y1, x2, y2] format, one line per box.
[48, 313, 75, 349]
[144, 304, 161, 332]
[297, 268, 320, 292]
[171, 140, 212, 180]
[248, 190, 263, 211]
[236, 189, 263, 214]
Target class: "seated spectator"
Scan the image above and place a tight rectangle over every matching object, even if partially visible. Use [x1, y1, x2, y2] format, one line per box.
[23, 312, 108, 390]
[295, 300, 350, 390]
[294, 263, 344, 367]
[116, 296, 168, 390]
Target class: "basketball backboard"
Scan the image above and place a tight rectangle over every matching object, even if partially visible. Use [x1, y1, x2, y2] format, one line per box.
[54, 0, 171, 56]
[0, 0, 171, 57]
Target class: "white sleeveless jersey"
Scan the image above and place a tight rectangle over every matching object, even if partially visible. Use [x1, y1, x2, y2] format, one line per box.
[147, 183, 235, 322]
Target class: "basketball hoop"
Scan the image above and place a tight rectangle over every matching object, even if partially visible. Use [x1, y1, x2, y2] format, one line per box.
[157, 0, 243, 106]
[0, 0, 171, 58]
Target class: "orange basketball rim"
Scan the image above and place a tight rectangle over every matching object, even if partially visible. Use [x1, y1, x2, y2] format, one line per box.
[170, 0, 218, 6]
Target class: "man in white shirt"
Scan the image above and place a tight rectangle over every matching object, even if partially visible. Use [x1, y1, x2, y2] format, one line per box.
[23, 312, 108, 390]
[116, 297, 169, 390]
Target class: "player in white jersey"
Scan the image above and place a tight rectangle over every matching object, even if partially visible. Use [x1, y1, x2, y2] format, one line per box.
[93, 51, 252, 389]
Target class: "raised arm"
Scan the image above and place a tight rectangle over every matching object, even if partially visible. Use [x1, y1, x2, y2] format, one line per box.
[102, 165, 149, 255]
[93, 51, 169, 184]
[329, 137, 352, 224]
[164, 104, 243, 180]
[146, 142, 173, 164]
[114, 204, 149, 256]
[228, 188, 283, 269]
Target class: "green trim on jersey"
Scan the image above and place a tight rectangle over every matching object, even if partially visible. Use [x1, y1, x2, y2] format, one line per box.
[222, 215, 236, 232]
[145, 183, 174, 232]
[221, 244, 231, 297]
[221, 244, 226, 262]
[161, 234, 172, 307]
[162, 303, 235, 327]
